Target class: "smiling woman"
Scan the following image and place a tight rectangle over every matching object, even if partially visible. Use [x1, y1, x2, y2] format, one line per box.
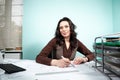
[36, 17, 94, 68]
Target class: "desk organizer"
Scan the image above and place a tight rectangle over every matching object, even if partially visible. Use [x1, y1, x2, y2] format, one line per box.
[93, 33, 120, 79]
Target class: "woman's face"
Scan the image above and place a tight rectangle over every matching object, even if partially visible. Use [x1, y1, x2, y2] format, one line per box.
[59, 21, 70, 38]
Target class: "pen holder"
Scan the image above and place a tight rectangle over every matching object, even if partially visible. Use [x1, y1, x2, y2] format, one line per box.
[0, 68, 6, 80]
[0, 51, 4, 63]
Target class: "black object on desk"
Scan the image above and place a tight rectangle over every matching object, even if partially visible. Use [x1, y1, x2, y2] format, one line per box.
[0, 64, 26, 74]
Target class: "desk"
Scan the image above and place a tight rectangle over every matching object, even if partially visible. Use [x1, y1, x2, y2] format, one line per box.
[0, 59, 109, 80]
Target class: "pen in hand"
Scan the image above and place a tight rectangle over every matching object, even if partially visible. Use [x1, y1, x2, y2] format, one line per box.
[61, 56, 75, 67]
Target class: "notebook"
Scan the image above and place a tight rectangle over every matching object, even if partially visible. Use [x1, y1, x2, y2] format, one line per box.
[0, 63, 26, 74]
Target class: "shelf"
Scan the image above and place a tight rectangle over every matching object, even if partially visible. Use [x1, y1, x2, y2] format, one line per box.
[94, 33, 120, 78]
[104, 61, 120, 76]
[2, 50, 22, 59]
[104, 53, 120, 64]
[94, 45, 120, 51]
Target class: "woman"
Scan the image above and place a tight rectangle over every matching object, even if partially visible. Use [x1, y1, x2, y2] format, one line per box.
[36, 17, 94, 68]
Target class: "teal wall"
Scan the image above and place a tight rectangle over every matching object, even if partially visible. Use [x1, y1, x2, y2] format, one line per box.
[23, 0, 114, 60]
[112, 0, 120, 33]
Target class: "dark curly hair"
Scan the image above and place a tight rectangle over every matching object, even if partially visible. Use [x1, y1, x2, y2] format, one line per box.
[55, 17, 77, 50]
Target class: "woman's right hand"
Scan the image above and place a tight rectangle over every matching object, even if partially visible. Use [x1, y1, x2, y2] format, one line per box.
[51, 58, 71, 68]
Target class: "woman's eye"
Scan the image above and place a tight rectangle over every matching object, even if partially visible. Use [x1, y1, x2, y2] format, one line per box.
[65, 25, 69, 28]
[59, 26, 63, 29]
[59, 25, 69, 29]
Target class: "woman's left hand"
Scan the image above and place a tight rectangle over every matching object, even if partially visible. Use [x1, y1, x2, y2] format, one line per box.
[73, 57, 88, 65]
[73, 57, 84, 65]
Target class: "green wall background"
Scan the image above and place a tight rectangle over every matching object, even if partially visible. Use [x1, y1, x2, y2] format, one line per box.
[112, 0, 120, 32]
[23, 0, 119, 60]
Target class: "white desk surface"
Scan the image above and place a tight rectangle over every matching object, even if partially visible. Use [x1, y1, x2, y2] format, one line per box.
[0, 59, 109, 80]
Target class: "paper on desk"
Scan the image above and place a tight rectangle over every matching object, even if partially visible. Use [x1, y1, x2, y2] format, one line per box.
[33, 63, 79, 75]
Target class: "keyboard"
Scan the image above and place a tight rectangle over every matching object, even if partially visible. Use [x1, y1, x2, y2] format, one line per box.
[0, 64, 26, 74]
